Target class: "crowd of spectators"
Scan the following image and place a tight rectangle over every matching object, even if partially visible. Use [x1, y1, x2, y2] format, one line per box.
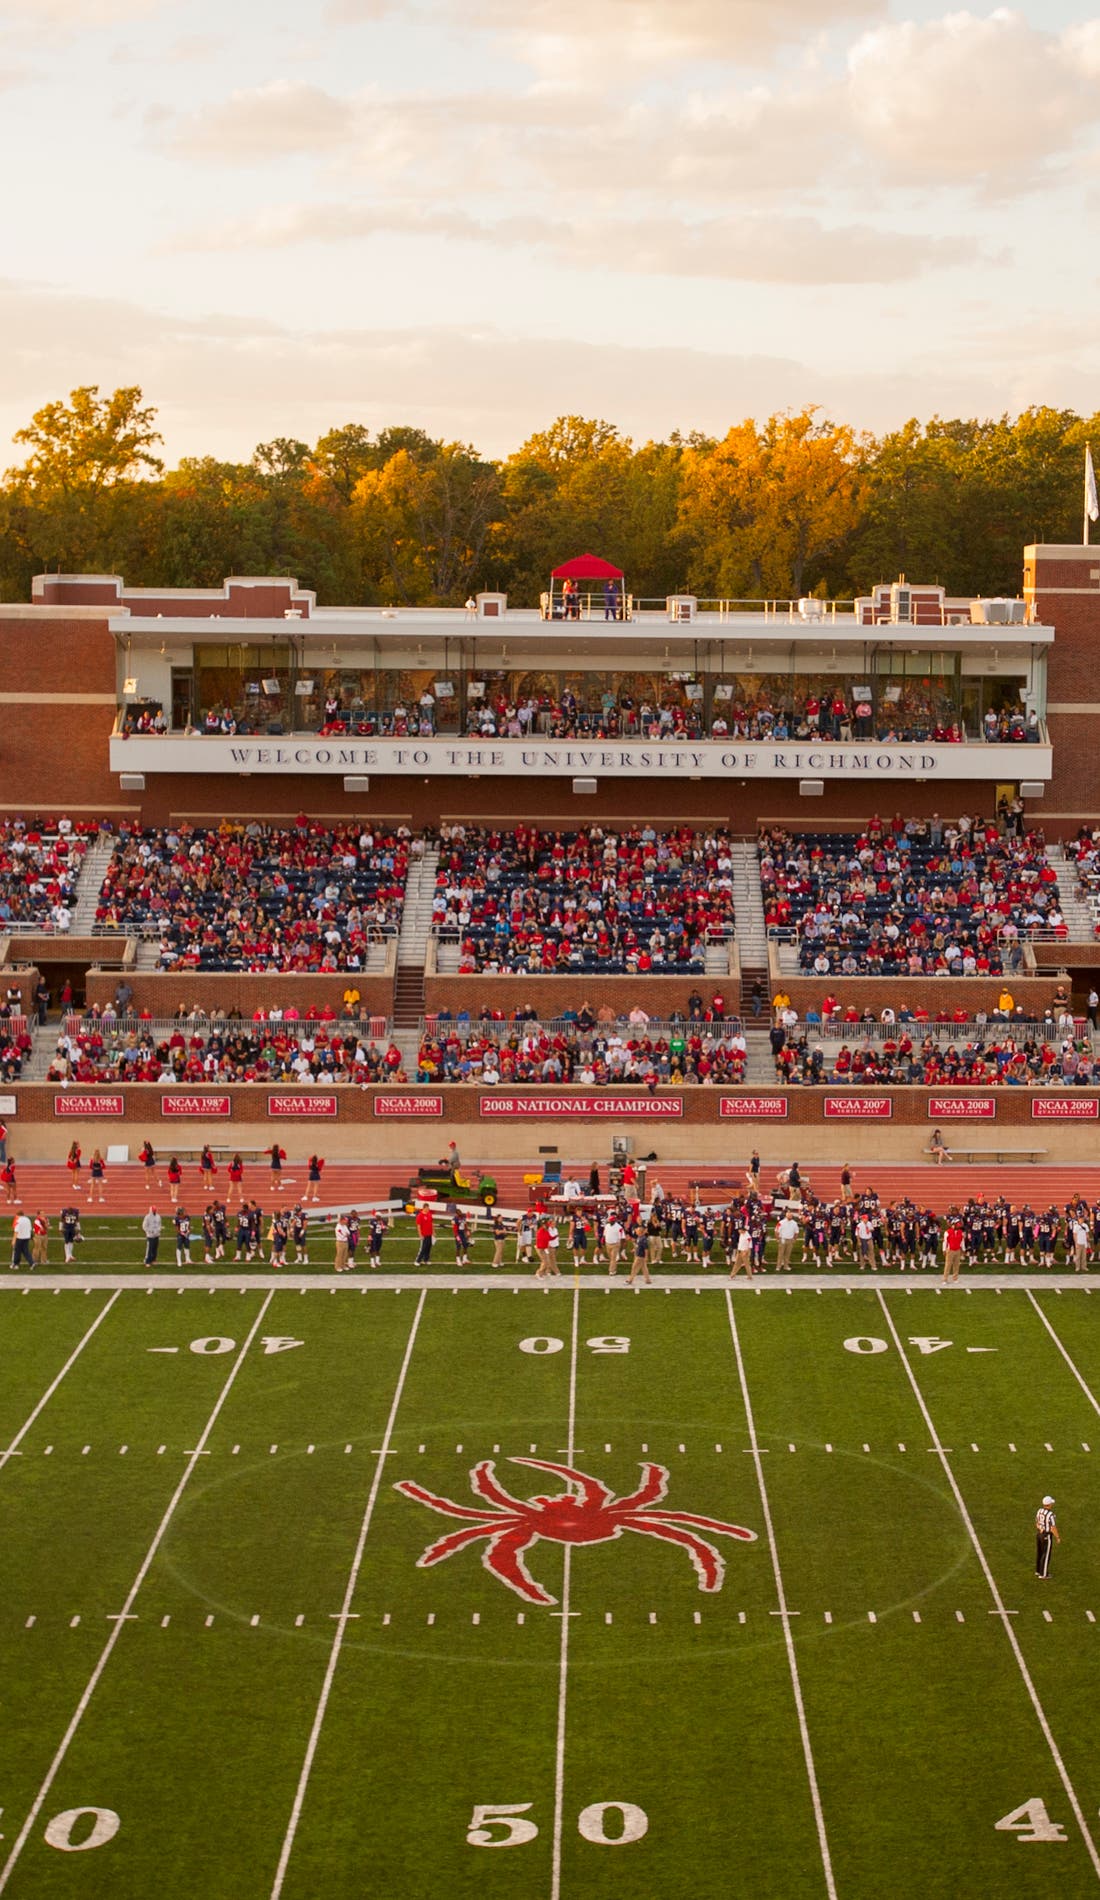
[435, 822, 735, 974]
[94, 820, 411, 971]
[0, 818, 88, 930]
[772, 1027, 1092, 1087]
[48, 1021, 409, 1085]
[415, 1018, 747, 1086]
[761, 811, 1062, 977]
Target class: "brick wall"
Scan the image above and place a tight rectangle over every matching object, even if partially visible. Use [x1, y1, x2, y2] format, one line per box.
[422, 974, 732, 1020]
[82, 971, 395, 1018]
[777, 976, 1061, 1017]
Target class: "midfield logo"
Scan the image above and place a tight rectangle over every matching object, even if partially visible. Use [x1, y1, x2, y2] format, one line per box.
[395, 1457, 756, 1605]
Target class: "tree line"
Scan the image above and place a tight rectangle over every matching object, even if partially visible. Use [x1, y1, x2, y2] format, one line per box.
[1, 387, 1097, 607]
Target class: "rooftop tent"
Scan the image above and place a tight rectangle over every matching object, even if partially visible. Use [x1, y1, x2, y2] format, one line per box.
[551, 554, 624, 580]
[545, 553, 628, 621]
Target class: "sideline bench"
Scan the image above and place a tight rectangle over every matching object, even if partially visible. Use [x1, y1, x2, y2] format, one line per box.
[923, 1144, 1048, 1164]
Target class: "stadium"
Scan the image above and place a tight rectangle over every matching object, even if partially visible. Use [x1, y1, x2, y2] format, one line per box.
[4, 541, 1100, 1897]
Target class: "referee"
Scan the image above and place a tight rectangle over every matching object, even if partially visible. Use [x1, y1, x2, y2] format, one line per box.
[1036, 1496, 1061, 1578]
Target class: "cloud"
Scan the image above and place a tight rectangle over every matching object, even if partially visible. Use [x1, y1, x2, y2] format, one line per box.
[0, 0, 156, 19]
[847, 9, 1100, 191]
[176, 199, 978, 285]
[168, 80, 360, 159]
[0, 275, 1090, 472]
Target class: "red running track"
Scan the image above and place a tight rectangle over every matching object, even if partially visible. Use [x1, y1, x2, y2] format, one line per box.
[4, 1161, 1100, 1217]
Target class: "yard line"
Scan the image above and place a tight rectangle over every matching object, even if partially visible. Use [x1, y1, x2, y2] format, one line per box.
[875, 1290, 1100, 1883]
[725, 1292, 836, 1900]
[550, 1284, 580, 1900]
[0, 1287, 276, 1895]
[1025, 1292, 1100, 1422]
[270, 1288, 428, 1900]
[0, 1290, 121, 1475]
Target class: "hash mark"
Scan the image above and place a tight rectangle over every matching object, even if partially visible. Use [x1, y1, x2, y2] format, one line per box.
[81, 1446, 90, 1457]
[913, 1611, 921, 1623]
[295, 1615, 305, 1628]
[715, 1444, 722, 1454]
[161, 1615, 170, 1628]
[971, 1443, 980, 1453]
[472, 1613, 480, 1626]
[119, 1446, 127, 1456]
[157, 1445, 166, 1456]
[956, 1611, 965, 1623]
[43, 1447, 51, 1456]
[1043, 1610, 1053, 1623]
[862, 1443, 870, 1453]
[231, 1445, 240, 1456]
[427, 1613, 435, 1626]
[516, 1613, 524, 1625]
[605, 1443, 612, 1454]
[738, 1611, 746, 1625]
[693, 1611, 701, 1625]
[898, 1443, 906, 1453]
[1084, 1444, 1092, 1453]
[1045, 1442, 1054, 1452]
[789, 1443, 796, 1453]
[605, 1612, 613, 1625]
[1088, 1612, 1096, 1624]
[250, 1615, 260, 1627]
[205, 1614, 214, 1627]
[825, 1444, 833, 1453]
[648, 1612, 657, 1625]
[24, 1616, 34, 1629]
[868, 1612, 877, 1625]
[270, 1445, 278, 1455]
[69, 1615, 80, 1628]
[345, 1445, 352, 1454]
[1009, 1442, 1017, 1452]
[824, 1612, 833, 1625]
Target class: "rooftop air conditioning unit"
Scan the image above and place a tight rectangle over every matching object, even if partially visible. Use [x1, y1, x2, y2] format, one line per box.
[799, 779, 825, 796]
[344, 776, 370, 793]
[1019, 781, 1045, 799]
[573, 777, 598, 794]
[119, 773, 146, 791]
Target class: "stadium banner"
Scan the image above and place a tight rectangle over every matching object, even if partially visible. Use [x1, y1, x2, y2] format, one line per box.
[267, 1095, 338, 1118]
[719, 1096, 789, 1118]
[927, 1097, 997, 1119]
[1031, 1097, 1100, 1119]
[54, 1093, 125, 1117]
[823, 1097, 893, 1119]
[161, 1094, 232, 1118]
[0, 1094, 16, 1116]
[109, 732, 1053, 785]
[373, 1095, 444, 1118]
[480, 1095, 684, 1119]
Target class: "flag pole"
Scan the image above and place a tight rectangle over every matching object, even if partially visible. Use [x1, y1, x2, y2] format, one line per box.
[1086, 445, 1090, 547]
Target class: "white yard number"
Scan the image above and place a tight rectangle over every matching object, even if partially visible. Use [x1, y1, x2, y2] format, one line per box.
[586, 1337, 630, 1355]
[186, 1337, 303, 1356]
[260, 1337, 303, 1355]
[577, 1802, 649, 1844]
[466, 1804, 539, 1847]
[468, 1802, 648, 1847]
[189, 1336, 235, 1356]
[843, 1337, 889, 1355]
[995, 1799, 1067, 1843]
[519, 1337, 565, 1356]
[519, 1337, 631, 1356]
[908, 1337, 953, 1355]
[44, 1807, 120, 1852]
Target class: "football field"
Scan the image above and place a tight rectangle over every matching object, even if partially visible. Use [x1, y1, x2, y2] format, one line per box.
[3, 1278, 1100, 1897]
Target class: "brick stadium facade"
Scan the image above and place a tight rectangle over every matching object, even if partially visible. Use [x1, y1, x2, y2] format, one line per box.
[1, 552, 1098, 1162]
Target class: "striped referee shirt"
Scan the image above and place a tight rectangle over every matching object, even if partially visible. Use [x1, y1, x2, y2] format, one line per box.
[1036, 1506, 1057, 1535]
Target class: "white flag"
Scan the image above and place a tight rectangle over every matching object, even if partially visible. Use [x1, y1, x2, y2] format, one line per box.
[1087, 445, 1099, 523]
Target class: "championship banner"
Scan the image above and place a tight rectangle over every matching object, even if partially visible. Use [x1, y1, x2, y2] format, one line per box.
[374, 1095, 444, 1118]
[719, 1097, 789, 1118]
[927, 1098, 996, 1120]
[1031, 1097, 1100, 1119]
[823, 1097, 893, 1119]
[267, 1095, 338, 1118]
[479, 1095, 684, 1119]
[161, 1094, 232, 1118]
[54, 1093, 125, 1117]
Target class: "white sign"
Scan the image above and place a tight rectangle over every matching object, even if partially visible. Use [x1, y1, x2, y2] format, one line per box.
[110, 733, 1052, 784]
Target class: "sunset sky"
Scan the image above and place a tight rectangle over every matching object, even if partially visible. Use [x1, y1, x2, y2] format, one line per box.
[1, 0, 1098, 462]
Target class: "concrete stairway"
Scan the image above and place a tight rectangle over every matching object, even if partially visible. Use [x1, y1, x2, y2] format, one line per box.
[1047, 845, 1096, 941]
[730, 840, 770, 1011]
[394, 848, 439, 1028]
[69, 839, 116, 932]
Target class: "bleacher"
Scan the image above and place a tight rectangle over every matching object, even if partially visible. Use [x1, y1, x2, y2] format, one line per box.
[760, 818, 1062, 976]
[434, 823, 736, 975]
[0, 819, 89, 931]
[92, 822, 410, 972]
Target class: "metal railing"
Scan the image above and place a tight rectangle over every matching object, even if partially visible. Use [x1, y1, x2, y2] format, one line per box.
[60, 1013, 392, 1041]
[771, 1016, 1090, 1046]
[417, 1014, 744, 1042]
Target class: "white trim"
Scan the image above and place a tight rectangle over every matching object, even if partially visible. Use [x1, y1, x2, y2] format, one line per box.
[550, 1286, 580, 1900]
[0, 1288, 277, 1894]
[0, 1290, 120, 1474]
[270, 1288, 428, 1899]
[874, 1289, 1100, 1883]
[1024, 1292, 1100, 1421]
[726, 1291, 836, 1900]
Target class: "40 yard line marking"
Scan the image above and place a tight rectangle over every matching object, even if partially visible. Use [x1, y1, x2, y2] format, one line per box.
[875, 1289, 1100, 1883]
[725, 1292, 836, 1900]
[0, 1290, 121, 1475]
[270, 1287, 428, 1900]
[550, 1284, 580, 1900]
[0, 1287, 277, 1896]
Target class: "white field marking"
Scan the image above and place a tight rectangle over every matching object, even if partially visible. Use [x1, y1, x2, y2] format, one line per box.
[725, 1292, 836, 1900]
[0, 1292, 120, 1476]
[1026, 1293, 1100, 1425]
[161, 1616, 170, 1628]
[824, 1612, 833, 1625]
[868, 1612, 877, 1625]
[0, 1288, 276, 1897]
[694, 1610, 702, 1625]
[205, 1615, 214, 1628]
[550, 1284, 581, 1900]
[1088, 1612, 1096, 1624]
[913, 1611, 921, 1623]
[295, 1615, 305, 1628]
[956, 1611, 965, 1623]
[1044, 1610, 1053, 1623]
[875, 1290, 1100, 1883]
[518, 1613, 525, 1626]
[270, 1288, 427, 1900]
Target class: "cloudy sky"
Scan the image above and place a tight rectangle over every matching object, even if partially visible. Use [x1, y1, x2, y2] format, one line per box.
[1, 0, 1098, 462]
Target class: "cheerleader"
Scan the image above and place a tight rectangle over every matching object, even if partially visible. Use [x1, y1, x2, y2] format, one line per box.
[305, 1154, 324, 1204]
[66, 1142, 82, 1187]
[166, 1156, 183, 1205]
[87, 1149, 107, 1205]
[139, 1139, 158, 1187]
[226, 1153, 244, 1208]
[268, 1142, 287, 1184]
[199, 1144, 216, 1192]
[0, 1158, 17, 1205]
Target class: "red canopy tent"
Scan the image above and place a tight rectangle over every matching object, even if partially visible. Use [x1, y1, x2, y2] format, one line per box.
[546, 553, 627, 620]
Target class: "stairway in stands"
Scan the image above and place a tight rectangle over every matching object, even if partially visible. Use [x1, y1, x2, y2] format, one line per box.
[69, 837, 116, 932]
[731, 839, 769, 1020]
[12, 1161, 1097, 1219]
[1047, 843, 1096, 941]
[393, 847, 439, 1030]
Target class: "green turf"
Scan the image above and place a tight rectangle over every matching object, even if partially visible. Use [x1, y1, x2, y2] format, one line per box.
[3, 1284, 1100, 1897]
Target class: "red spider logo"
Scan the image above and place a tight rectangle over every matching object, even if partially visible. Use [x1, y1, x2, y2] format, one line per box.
[394, 1456, 756, 1605]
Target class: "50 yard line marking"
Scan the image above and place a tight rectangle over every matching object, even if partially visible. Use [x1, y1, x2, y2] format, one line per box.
[875, 1289, 1100, 1882]
[0, 1287, 277, 1896]
[0, 1290, 121, 1474]
[725, 1292, 836, 1900]
[270, 1288, 428, 1900]
[550, 1284, 580, 1900]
